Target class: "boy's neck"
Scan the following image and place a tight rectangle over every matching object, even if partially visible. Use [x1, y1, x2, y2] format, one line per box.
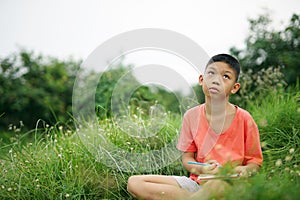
[204, 98, 230, 116]
[204, 99, 235, 134]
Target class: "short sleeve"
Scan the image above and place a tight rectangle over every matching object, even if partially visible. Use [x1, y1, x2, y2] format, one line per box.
[243, 113, 263, 166]
[176, 109, 199, 152]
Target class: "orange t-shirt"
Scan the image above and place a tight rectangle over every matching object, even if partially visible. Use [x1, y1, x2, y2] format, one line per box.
[177, 104, 263, 182]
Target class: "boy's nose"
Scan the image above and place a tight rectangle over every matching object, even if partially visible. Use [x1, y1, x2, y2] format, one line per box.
[211, 75, 221, 85]
[212, 80, 220, 85]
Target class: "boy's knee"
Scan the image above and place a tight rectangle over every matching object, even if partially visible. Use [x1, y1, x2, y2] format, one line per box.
[203, 179, 231, 193]
[127, 175, 143, 195]
[190, 180, 230, 200]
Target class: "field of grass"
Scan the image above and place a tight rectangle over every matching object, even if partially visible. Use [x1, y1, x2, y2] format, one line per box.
[0, 86, 299, 199]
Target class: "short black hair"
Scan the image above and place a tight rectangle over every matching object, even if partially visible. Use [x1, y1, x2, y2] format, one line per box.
[206, 54, 240, 82]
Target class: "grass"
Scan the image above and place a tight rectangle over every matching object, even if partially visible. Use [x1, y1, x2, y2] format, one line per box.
[0, 86, 299, 199]
[249, 85, 300, 173]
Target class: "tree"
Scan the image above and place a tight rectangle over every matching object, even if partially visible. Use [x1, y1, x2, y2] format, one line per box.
[230, 13, 300, 86]
[94, 63, 181, 120]
[0, 50, 80, 130]
[0, 50, 181, 130]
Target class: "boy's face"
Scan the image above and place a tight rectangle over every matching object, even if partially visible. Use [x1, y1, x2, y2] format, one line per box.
[199, 61, 240, 99]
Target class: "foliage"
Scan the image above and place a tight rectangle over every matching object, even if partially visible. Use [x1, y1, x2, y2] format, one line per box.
[0, 51, 181, 130]
[0, 84, 299, 199]
[249, 83, 300, 177]
[230, 66, 287, 108]
[0, 113, 184, 199]
[0, 50, 81, 130]
[230, 13, 300, 86]
[95, 63, 181, 120]
[0, 126, 121, 199]
[225, 173, 300, 199]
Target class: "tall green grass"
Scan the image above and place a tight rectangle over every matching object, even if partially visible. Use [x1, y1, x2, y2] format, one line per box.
[249, 85, 300, 174]
[0, 85, 299, 199]
[0, 125, 122, 199]
[0, 113, 185, 199]
[228, 85, 300, 199]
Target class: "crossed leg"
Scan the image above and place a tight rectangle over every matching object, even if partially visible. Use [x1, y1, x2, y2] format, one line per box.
[128, 175, 231, 200]
[189, 179, 231, 200]
[127, 175, 193, 200]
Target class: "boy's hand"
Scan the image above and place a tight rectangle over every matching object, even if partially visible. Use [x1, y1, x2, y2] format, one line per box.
[234, 166, 248, 177]
[234, 163, 259, 177]
[201, 160, 220, 175]
[234, 166, 250, 177]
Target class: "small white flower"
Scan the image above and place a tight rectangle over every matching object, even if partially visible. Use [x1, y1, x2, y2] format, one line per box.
[285, 156, 292, 162]
[289, 148, 295, 154]
[261, 141, 267, 148]
[285, 167, 290, 171]
[275, 159, 282, 167]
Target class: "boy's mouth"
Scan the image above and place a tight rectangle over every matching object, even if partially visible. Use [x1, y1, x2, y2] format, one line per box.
[208, 87, 219, 93]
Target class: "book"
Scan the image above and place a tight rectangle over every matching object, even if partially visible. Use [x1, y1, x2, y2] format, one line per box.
[197, 173, 240, 181]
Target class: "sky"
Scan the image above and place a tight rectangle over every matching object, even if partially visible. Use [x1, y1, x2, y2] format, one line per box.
[0, 0, 299, 91]
[1, 0, 299, 59]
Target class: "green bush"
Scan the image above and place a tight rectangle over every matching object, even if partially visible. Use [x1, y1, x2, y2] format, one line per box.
[0, 50, 81, 130]
[231, 66, 287, 108]
[95, 64, 181, 120]
[230, 13, 300, 86]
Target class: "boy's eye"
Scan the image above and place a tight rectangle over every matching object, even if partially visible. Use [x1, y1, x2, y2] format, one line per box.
[207, 71, 214, 75]
[223, 75, 230, 79]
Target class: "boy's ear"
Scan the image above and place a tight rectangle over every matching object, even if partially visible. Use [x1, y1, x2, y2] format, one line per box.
[198, 74, 204, 86]
[231, 82, 240, 94]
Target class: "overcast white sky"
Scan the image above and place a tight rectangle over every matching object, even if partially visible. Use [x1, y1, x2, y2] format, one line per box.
[1, 0, 299, 59]
[0, 0, 299, 92]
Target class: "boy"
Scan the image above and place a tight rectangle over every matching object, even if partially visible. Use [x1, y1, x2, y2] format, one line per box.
[127, 54, 263, 200]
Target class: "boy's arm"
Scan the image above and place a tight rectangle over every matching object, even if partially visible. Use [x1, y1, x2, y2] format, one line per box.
[182, 152, 219, 175]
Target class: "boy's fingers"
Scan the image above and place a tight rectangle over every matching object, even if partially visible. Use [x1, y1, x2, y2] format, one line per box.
[207, 160, 221, 167]
[234, 166, 249, 177]
[207, 160, 218, 164]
